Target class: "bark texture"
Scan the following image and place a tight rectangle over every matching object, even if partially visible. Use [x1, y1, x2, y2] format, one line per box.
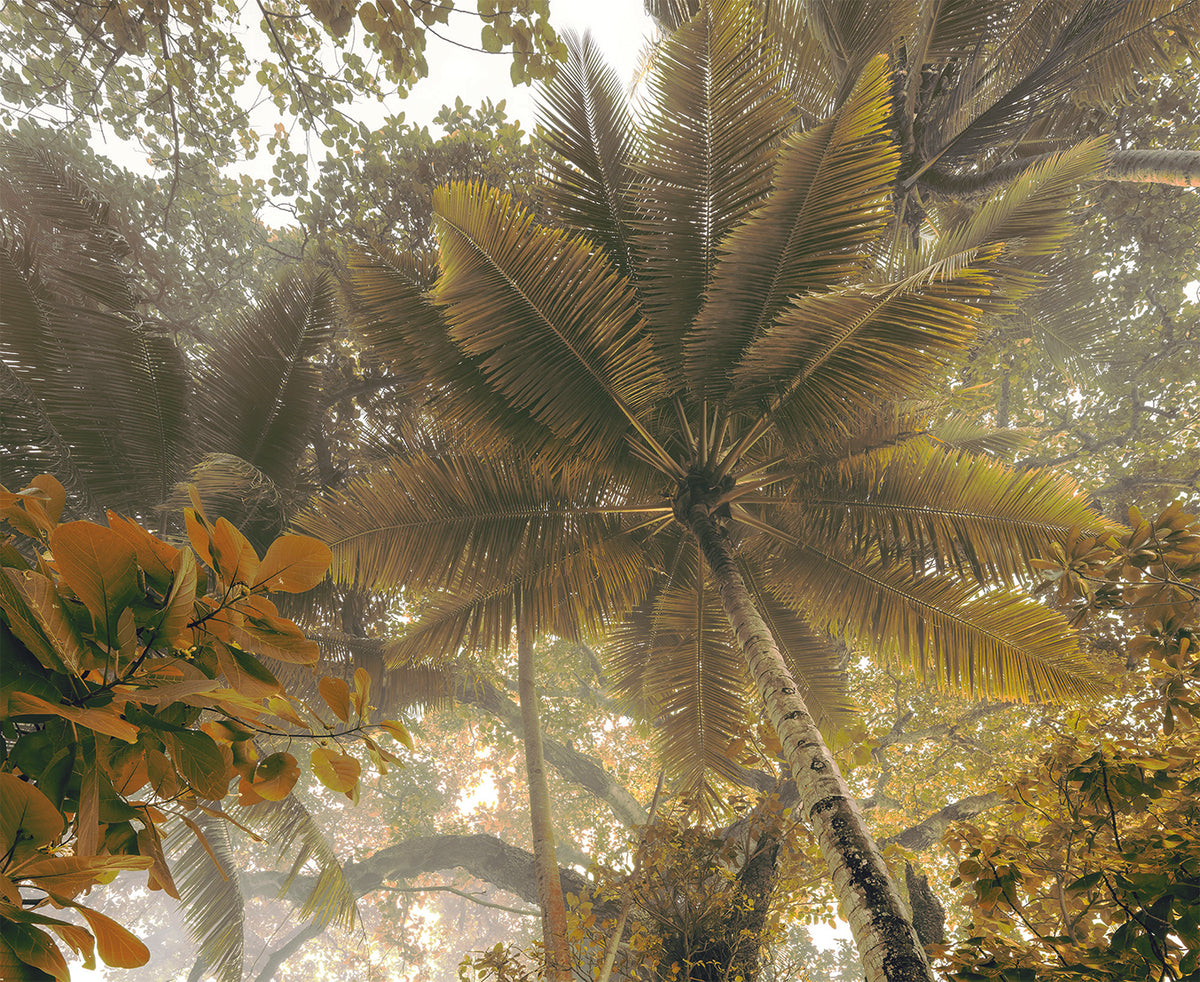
[517, 605, 573, 981]
[919, 147, 1200, 195]
[688, 504, 935, 982]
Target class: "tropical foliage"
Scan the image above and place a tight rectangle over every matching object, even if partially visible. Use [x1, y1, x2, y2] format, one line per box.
[295, 2, 1157, 976]
[938, 499, 1200, 981]
[0, 475, 416, 980]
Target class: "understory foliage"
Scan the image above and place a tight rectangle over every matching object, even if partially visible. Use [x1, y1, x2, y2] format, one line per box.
[940, 500, 1200, 981]
[0, 477, 413, 980]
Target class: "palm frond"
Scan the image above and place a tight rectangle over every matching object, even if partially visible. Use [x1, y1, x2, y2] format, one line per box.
[170, 811, 244, 982]
[800, 0, 911, 94]
[787, 443, 1121, 585]
[763, 0, 843, 122]
[432, 182, 666, 458]
[345, 243, 556, 455]
[634, 0, 796, 361]
[382, 522, 656, 665]
[298, 450, 660, 597]
[0, 140, 190, 519]
[737, 559, 857, 729]
[537, 29, 641, 280]
[924, 139, 1109, 300]
[772, 543, 1104, 701]
[686, 53, 899, 394]
[192, 269, 334, 486]
[606, 569, 752, 817]
[730, 276, 990, 440]
[236, 795, 357, 932]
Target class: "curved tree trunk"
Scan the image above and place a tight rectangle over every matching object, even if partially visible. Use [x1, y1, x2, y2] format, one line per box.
[687, 505, 935, 982]
[516, 598, 573, 981]
[918, 147, 1200, 195]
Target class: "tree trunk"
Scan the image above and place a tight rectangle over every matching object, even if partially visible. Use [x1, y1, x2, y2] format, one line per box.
[516, 598, 573, 981]
[687, 504, 935, 982]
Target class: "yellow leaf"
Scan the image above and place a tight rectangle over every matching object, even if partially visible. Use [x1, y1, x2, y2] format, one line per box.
[310, 746, 361, 797]
[318, 676, 351, 722]
[379, 719, 414, 751]
[158, 549, 197, 648]
[255, 534, 332, 593]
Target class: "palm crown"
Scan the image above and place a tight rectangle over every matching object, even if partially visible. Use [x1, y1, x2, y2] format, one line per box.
[299, 3, 1125, 977]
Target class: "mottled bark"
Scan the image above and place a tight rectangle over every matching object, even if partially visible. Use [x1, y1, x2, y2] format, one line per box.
[517, 603, 572, 981]
[687, 504, 935, 982]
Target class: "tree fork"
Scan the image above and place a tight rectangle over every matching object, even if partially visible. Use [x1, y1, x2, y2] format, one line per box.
[686, 503, 936, 982]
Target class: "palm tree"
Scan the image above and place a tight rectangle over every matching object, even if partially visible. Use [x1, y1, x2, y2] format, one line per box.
[298, 4, 1129, 979]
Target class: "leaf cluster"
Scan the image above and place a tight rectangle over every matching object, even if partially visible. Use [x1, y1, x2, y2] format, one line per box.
[0, 476, 412, 980]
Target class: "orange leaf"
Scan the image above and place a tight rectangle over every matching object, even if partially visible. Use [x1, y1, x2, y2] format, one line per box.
[255, 535, 332, 593]
[212, 518, 259, 587]
[106, 512, 180, 590]
[318, 676, 351, 722]
[48, 522, 140, 644]
[353, 667, 371, 718]
[216, 642, 282, 698]
[184, 508, 213, 570]
[7, 691, 139, 743]
[0, 772, 64, 854]
[71, 904, 150, 968]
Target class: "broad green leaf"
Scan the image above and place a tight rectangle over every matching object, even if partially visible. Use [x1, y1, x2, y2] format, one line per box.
[251, 752, 300, 801]
[0, 772, 64, 853]
[163, 731, 229, 799]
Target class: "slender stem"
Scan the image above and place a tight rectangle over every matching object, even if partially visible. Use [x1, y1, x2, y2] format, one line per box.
[699, 399, 709, 466]
[713, 417, 775, 483]
[516, 595, 572, 981]
[594, 772, 665, 982]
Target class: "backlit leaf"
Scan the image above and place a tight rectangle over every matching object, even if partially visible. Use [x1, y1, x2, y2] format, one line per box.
[48, 522, 139, 644]
[255, 535, 332, 593]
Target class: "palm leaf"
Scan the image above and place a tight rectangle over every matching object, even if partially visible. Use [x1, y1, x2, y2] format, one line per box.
[537, 29, 641, 280]
[345, 243, 557, 457]
[171, 811, 244, 982]
[191, 269, 334, 486]
[432, 182, 666, 457]
[606, 570, 753, 817]
[634, 0, 796, 361]
[685, 53, 899, 394]
[771, 542, 1104, 701]
[236, 795, 358, 932]
[382, 522, 656, 665]
[1, 140, 190, 519]
[799, 0, 910, 94]
[787, 443, 1121, 585]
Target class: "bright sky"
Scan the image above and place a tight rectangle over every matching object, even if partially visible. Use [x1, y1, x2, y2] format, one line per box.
[403, 0, 657, 128]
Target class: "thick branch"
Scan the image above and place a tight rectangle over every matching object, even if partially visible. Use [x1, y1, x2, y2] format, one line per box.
[917, 147, 1200, 196]
[881, 792, 1006, 852]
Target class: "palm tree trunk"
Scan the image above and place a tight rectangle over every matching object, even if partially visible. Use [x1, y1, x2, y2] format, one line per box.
[687, 505, 935, 982]
[516, 598, 573, 981]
